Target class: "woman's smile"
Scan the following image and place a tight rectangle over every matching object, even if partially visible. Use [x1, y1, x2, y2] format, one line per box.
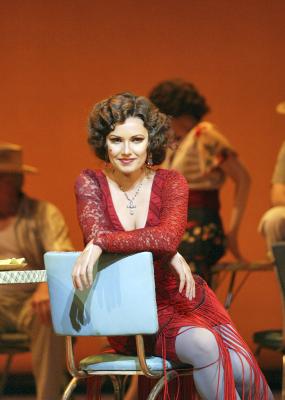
[118, 158, 136, 165]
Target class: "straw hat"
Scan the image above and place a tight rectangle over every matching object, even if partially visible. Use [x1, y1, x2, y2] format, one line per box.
[0, 143, 37, 173]
[276, 101, 285, 115]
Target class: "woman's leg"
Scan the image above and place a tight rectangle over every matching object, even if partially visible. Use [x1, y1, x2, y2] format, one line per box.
[175, 325, 273, 399]
[227, 349, 273, 399]
[175, 326, 241, 399]
[217, 325, 274, 399]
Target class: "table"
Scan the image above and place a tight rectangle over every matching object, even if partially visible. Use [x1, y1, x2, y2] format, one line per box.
[0, 270, 47, 284]
[211, 260, 274, 309]
[0, 269, 48, 393]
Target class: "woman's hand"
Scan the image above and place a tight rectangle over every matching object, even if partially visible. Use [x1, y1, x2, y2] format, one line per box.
[170, 252, 195, 300]
[226, 232, 248, 263]
[72, 241, 102, 290]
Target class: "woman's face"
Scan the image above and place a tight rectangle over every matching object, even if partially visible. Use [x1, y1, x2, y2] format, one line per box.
[106, 117, 149, 175]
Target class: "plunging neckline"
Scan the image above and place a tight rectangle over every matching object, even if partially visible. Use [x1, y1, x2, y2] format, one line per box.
[97, 170, 159, 232]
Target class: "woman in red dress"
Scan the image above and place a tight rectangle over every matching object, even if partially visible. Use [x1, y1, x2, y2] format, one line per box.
[72, 92, 272, 399]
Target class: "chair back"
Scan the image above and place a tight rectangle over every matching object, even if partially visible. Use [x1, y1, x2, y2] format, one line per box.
[44, 251, 158, 337]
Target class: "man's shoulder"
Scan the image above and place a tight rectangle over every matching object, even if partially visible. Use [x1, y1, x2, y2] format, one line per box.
[21, 195, 62, 217]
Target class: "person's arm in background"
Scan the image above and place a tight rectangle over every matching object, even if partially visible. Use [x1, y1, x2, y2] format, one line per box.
[271, 142, 285, 206]
[32, 202, 74, 325]
[271, 184, 285, 206]
[221, 156, 251, 261]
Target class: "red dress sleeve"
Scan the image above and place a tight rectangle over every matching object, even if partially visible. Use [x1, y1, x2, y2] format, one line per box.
[75, 169, 113, 244]
[75, 169, 189, 257]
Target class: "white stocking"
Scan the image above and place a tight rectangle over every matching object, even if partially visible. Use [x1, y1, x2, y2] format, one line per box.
[175, 326, 239, 399]
[217, 324, 273, 399]
[175, 325, 273, 399]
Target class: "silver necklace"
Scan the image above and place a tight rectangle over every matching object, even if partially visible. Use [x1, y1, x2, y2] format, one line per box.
[120, 179, 144, 216]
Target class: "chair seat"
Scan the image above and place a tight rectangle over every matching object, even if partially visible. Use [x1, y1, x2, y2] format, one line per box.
[0, 332, 30, 352]
[80, 352, 190, 372]
[253, 329, 282, 350]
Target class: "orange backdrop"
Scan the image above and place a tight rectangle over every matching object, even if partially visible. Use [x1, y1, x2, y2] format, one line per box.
[1, 0, 285, 372]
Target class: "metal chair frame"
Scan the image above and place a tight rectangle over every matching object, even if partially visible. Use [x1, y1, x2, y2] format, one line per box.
[272, 242, 285, 400]
[63, 334, 192, 400]
[0, 332, 30, 397]
[252, 242, 285, 400]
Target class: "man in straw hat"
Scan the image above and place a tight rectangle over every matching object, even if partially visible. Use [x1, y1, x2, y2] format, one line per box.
[259, 102, 285, 258]
[0, 142, 73, 399]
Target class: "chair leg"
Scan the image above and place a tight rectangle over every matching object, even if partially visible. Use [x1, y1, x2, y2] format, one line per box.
[224, 272, 237, 310]
[110, 375, 125, 400]
[281, 354, 285, 400]
[0, 353, 14, 397]
[122, 375, 130, 396]
[62, 376, 80, 400]
[147, 370, 178, 400]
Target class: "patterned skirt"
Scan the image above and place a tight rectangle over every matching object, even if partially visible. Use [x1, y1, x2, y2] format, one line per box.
[178, 190, 227, 284]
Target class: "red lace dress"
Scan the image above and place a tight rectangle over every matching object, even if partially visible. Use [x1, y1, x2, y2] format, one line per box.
[75, 168, 268, 400]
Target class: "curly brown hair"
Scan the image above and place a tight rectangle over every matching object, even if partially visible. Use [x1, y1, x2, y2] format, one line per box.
[88, 92, 170, 165]
[149, 79, 210, 122]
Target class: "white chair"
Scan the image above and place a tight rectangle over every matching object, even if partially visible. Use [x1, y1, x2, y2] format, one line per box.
[44, 251, 192, 400]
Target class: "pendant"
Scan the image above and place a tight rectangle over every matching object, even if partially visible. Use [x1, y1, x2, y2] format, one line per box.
[127, 200, 136, 215]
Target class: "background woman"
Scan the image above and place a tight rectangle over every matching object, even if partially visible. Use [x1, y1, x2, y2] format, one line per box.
[72, 92, 271, 399]
[150, 79, 251, 284]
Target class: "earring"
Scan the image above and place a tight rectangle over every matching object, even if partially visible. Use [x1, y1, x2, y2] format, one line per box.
[146, 153, 153, 167]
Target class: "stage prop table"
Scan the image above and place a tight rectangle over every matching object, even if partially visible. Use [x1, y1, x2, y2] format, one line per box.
[0, 269, 47, 284]
[211, 260, 274, 310]
[0, 269, 47, 394]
